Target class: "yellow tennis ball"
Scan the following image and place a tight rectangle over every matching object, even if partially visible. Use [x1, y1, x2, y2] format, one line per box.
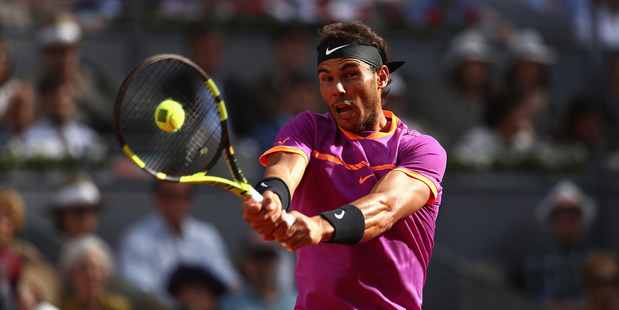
[155, 99, 185, 132]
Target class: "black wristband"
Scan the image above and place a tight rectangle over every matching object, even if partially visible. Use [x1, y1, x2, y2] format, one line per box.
[254, 177, 291, 211]
[319, 204, 365, 245]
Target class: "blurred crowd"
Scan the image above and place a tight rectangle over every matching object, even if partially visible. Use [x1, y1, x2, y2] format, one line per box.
[0, 0, 618, 175]
[0, 173, 298, 310]
[0, 0, 618, 309]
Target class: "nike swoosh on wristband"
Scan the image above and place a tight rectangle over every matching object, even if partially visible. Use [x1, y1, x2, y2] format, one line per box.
[325, 44, 349, 55]
[334, 210, 345, 219]
[259, 182, 268, 188]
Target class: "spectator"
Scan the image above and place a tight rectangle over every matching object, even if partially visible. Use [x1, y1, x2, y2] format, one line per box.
[48, 172, 167, 310]
[522, 179, 598, 309]
[186, 25, 252, 138]
[0, 36, 35, 144]
[503, 28, 557, 137]
[246, 24, 313, 137]
[0, 0, 34, 32]
[32, 12, 118, 134]
[553, 96, 609, 152]
[580, 251, 619, 310]
[451, 90, 544, 169]
[58, 235, 132, 310]
[72, 0, 123, 32]
[0, 187, 62, 309]
[167, 264, 227, 310]
[48, 172, 103, 241]
[17, 261, 62, 310]
[522, 0, 589, 21]
[404, 0, 482, 28]
[117, 181, 241, 307]
[574, 0, 619, 51]
[409, 28, 499, 145]
[253, 74, 323, 154]
[219, 231, 297, 310]
[19, 74, 106, 161]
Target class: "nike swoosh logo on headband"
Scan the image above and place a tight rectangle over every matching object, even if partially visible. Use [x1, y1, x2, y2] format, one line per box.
[325, 44, 349, 55]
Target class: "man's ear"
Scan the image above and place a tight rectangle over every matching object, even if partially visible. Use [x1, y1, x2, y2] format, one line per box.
[377, 65, 389, 89]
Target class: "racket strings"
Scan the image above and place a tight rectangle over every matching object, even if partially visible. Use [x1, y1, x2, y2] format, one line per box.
[117, 58, 224, 178]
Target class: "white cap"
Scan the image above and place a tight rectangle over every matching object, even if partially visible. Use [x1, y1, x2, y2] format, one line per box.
[535, 179, 597, 227]
[442, 29, 494, 71]
[37, 20, 81, 47]
[507, 29, 556, 64]
[51, 180, 101, 209]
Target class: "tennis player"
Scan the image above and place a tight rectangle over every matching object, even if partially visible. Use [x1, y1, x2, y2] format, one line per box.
[242, 20, 447, 309]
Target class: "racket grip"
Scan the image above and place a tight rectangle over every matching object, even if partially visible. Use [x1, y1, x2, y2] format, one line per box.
[248, 187, 264, 203]
[248, 186, 294, 226]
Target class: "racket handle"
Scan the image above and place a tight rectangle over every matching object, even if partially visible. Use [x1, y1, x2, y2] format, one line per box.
[248, 187, 264, 203]
[248, 187, 295, 226]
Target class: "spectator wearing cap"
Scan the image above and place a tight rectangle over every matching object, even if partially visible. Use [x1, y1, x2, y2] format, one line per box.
[503, 28, 558, 137]
[30, 11, 118, 134]
[48, 173, 168, 310]
[409, 28, 499, 145]
[48, 173, 103, 240]
[166, 264, 227, 310]
[522, 179, 598, 309]
[219, 231, 297, 310]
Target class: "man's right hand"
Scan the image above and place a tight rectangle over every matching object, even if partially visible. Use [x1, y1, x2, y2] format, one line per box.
[242, 190, 288, 240]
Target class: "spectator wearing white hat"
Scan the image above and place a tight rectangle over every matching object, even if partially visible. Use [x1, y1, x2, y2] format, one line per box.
[48, 173, 103, 240]
[409, 28, 500, 145]
[522, 179, 598, 309]
[30, 12, 118, 134]
[503, 28, 557, 138]
[49, 173, 168, 310]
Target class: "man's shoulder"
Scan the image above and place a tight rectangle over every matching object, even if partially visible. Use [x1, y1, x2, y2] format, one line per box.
[119, 213, 161, 242]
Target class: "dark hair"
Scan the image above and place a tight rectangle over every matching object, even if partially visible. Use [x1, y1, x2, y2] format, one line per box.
[317, 20, 389, 67]
[483, 90, 527, 128]
[316, 20, 392, 104]
[167, 264, 227, 298]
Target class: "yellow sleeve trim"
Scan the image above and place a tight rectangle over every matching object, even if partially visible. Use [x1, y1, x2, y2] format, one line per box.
[394, 168, 438, 205]
[259, 146, 309, 166]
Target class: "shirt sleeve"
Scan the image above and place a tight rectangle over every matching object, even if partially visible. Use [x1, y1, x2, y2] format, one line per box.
[259, 111, 317, 166]
[394, 134, 447, 205]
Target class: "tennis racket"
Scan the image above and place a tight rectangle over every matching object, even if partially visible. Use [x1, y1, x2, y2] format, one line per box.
[113, 54, 289, 222]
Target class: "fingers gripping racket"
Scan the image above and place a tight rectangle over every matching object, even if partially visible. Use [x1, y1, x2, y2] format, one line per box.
[114, 54, 292, 223]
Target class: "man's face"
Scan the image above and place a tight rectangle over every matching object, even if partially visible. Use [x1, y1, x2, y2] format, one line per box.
[60, 205, 98, 238]
[317, 58, 387, 132]
[155, 182, 193, 226]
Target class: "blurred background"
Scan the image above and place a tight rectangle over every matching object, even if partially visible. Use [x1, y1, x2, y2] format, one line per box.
[1, 0, 619, 309]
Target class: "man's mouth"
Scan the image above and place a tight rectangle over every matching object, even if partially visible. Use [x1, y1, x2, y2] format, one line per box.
[334, 102, 354, 117]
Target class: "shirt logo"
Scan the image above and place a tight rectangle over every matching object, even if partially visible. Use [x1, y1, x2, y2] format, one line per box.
[325, 44, 349, 55]
[359, 174, 373, 184]
[334, 210, 345, 219]
[277, 137, 290, 145]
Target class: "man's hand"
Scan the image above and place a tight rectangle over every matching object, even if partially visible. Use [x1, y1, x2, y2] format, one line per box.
[271, 212, 334, 252]
[242, 190, 288, 240]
